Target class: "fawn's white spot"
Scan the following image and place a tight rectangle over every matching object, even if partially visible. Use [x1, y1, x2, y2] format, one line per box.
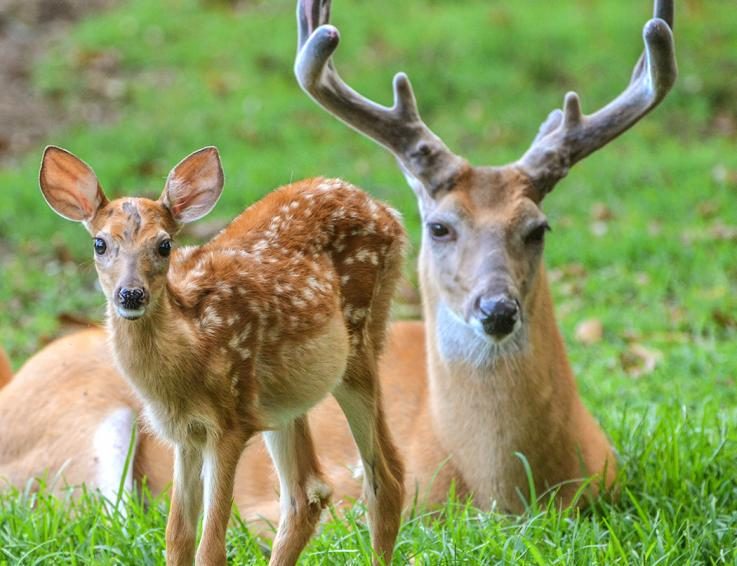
[177, 245, 197, 260]
[291, 296, 307, 309]
[230, 372, 240, 395]
[201, 305, 222, 330]
[228, 335, 251, 361]
[217, 282, 233, 296]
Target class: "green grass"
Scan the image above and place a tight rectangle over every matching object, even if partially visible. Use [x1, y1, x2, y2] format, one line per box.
[1, 0, 736, 563]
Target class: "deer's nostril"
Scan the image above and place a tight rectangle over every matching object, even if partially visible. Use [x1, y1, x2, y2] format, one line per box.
[477, 296, 520, 338]
[118, 287, 146, 309]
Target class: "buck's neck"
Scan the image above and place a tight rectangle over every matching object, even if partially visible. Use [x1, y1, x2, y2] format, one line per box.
[420, 256, 577, 509]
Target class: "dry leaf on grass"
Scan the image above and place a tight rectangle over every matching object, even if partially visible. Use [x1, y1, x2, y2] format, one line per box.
[591, 202, 614, 222]
[575, 319, 603, 345]
[620, 343, 663, 378]
[712, 309, 737, 329]
[697, 200, 719, 219]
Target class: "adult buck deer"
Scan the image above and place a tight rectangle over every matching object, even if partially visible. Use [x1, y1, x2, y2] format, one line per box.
[293, 0, 676, 510]
[39, 146, 406, 565]
[1, 0, 676, 543]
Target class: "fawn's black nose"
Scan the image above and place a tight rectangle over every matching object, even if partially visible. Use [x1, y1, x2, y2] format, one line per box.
[477, 295, 520, 339]
[118, 287, 147, 309]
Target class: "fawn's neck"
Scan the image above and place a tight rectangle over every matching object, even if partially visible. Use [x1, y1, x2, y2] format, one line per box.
[421, 264, 577, 510]
[107, 289, 197, 399]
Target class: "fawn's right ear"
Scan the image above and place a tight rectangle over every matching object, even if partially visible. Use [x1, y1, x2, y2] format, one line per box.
[39, 146, 108, 224]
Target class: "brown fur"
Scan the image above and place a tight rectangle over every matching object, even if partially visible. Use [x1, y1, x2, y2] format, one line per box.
[38, 145, 406, 566]
[0, 348, 11, 389]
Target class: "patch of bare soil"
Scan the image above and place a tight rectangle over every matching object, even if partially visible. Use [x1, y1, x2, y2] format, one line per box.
[0, 0, 116, 164]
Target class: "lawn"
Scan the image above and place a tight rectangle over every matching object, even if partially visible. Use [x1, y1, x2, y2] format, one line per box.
[1, 0, 736, 563]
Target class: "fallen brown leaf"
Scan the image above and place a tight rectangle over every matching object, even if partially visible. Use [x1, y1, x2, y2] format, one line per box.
[697, 200, 719, 219]
[712, 309, 737, 330]
[620, 343, 663, 378]
[575, 319, 603, 345]
[591, 202, 614, 222]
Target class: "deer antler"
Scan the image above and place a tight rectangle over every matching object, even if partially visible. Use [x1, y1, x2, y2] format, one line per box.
[519, 0, 677, 195]
[295, 0, 468, 195]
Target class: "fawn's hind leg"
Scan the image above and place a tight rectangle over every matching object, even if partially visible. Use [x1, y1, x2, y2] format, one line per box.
[333, 353, 405, 565]
[263, 416, 332, 566]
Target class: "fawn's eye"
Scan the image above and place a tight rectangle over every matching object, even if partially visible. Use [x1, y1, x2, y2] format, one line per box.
[524, 222, 551, 245]
[93, 238, 107, 255]
[158, 239, 172, 257]
[428, 222, 455, 242]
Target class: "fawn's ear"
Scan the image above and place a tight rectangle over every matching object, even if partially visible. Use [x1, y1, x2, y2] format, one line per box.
[39, 146, 108, 223]
[161, 147, 224, 224]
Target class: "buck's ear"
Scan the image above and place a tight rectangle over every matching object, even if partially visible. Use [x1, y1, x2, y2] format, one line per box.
[161, 147, 224, 224]
[39, 146, 108, 223]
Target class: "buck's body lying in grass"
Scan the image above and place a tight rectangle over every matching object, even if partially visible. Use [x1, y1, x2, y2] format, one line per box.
[38, 146, 406, 565]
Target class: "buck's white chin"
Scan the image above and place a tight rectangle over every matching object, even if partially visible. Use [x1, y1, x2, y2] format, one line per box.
[436, 304, 524, 368]
[116, 306, 146, 320]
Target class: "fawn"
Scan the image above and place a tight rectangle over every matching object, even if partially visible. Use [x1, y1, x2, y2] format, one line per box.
[39, 146, 406, 565]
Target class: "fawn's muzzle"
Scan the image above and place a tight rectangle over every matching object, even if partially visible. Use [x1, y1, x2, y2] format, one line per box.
[116, 287, 148, 319]
[477, 295, 520, 340]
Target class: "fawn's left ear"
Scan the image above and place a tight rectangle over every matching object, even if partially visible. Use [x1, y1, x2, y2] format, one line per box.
[39, 146, 108, 224]
[161, 146, 224, 224]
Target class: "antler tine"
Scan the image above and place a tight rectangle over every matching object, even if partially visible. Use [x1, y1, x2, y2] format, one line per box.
[519, 0, 677, 196]
[297, 0, 331, 57]
[295, 0, 467, 195]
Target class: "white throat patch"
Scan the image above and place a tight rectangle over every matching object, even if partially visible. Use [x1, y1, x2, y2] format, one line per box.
[435, 303, 526, 369]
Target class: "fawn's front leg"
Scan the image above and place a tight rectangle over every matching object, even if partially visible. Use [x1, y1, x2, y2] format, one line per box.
[195, 432, 246, 566]
[167, 445, 204, 566]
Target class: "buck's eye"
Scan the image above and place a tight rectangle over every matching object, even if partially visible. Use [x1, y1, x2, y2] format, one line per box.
[158, 239, 172, 257]
[93, 238, 107, 255]
[428, 222, 455, 242]
[524, 222, 551, 245]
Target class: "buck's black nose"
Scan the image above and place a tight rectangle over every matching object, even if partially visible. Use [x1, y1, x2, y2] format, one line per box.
[477, 295, 520, 339]
[118, 287, 147, 309]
